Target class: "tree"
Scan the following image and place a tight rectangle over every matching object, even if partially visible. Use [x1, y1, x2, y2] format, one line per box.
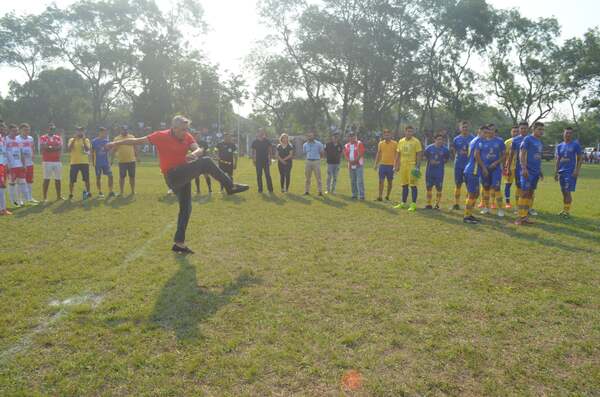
[488, 10, 562, 125]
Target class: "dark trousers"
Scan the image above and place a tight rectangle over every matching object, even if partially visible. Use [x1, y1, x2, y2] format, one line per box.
[194, 174, 211, 193]
[219, 163, 234, 190]
[256, 161, 273, 192]
[174, 182, 192, 243]
[278, 161, 292, 191]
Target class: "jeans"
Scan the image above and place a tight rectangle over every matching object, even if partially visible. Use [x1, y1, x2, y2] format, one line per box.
[256, 161, 273, 192]
[304, 160, 322, 193]
[174, 182, 192, 243]
[278, 160, 292, 191]
[349, 165, 365, 199]
[326, 163, 340, 193]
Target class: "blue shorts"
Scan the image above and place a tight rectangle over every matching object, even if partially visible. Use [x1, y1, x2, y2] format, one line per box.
[378, 165, 394, 181]
[466, 173, 480, 194]
[519, 172, 540, 191]
[559, 173, 577, 192]
[454, 163, 466, 186]
[95, 164, 112, 177]
[480, 166, 502, 189]
[426, 171, 444, 189]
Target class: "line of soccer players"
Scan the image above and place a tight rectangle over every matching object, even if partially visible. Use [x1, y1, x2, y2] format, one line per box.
[372, 121, 582, 225]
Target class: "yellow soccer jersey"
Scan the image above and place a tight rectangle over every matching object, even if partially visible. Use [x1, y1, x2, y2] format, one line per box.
[505, 137, 516, 170]
[69, 137, 91, 165]
[397, 137, 422, 166]
[378, 139, 398, 165]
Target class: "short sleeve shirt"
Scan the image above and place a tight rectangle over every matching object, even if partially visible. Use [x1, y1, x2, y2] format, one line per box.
[147, 129, 196, 174]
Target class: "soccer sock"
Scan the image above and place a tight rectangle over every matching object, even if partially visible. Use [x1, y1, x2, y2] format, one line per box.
[426, 189, 432, 205]
[0, 188, 5, 210]
[564, 203, 571, 213]
[454, 187, 461, 205]
[518, 197, 529, 218]
[465, 197, 475, 217]
[515, 187, 521, 206]
[18, 182, 28, 203]
[496, 193, 503, 209]
[8, 184, 16, 203]
[411, 186, 418, 203]
[504, 183, 512, 202]
[483, 188, 490, 208]
[436, 190, 442, 206]
[27, 183, 33, 200]
[530, 194, 535, 210]
[402, 185, 409, 203]
[491, 190, 496, 205]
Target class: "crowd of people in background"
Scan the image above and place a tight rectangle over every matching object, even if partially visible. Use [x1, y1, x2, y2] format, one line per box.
[0, 118, 588, 228]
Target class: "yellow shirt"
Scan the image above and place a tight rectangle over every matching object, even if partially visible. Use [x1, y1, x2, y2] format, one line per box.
[505, 138, 515, 169]
[113, 134, 137, 163]
[69, 137, 91, 165]
[396, 137, 422, 166]
[378, 139, 398, 165]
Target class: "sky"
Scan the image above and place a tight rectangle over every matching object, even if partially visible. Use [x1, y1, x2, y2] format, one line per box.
[0, 0, 599, 117]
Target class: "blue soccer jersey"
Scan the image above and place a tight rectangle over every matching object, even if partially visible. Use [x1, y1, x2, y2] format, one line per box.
[556, 141, 582, 175]
[92, 137, 110, 167]
[511, 135, 526, 173]
[463, 136, 481, 176]
[453, 134, 475, 168]
[477, 138, 505, 168]
[520, 135, 543, 175]
[425, 144, 449, 174]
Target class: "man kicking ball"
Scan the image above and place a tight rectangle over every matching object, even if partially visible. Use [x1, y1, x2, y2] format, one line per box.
[106, 115, 249, 254]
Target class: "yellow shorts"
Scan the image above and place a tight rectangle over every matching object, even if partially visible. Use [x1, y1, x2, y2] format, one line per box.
[399, 165, 418, 187]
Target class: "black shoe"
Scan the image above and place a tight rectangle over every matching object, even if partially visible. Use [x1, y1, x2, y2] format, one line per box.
[172, 244, 195, 255]
[452, 204, 460, 210]
[385, 196, 390, 201]
[108, 192, 115, 198]
[68, 194, 74, 200]
[463, 217, 477, 224]
[376, 197, 383, 202]
[425, 205, 433, 210]
[470, 215, 481, 223]
[226, 184, 250, 195]
[318, 192, 323, 197]
[304, 192, 309, 196]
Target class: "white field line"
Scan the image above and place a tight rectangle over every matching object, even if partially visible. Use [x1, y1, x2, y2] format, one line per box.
[0, 222, 174, 364]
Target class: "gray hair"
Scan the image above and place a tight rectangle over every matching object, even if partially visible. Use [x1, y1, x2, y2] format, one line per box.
[171, 115, 191, 129]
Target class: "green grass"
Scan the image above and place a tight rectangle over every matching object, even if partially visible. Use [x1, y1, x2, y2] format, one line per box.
[1, 158, 599, 396]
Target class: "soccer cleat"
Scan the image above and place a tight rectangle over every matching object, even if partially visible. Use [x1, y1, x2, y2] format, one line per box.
[408, 203, 417, 212]
[497, 209, 505, 218]
[12, 201, 21, 208]
[505, 203, 513, 209]
[477, 201, 485, 209]
[108, 192, 115, 198]
[480, 208, 490, 215]
[172, 244, 195, 255]
[463, 216, 479, 224]
[558, 210, 570, 218]
[425, 205, 433, 210]
[490, 203, 497, 210]
[385, 196, 390, 201]
[529, 209, 538, 216]
[68, 194, 74, 200]
[393, 202, 408, 209]
[226, 184, 250, 195]
[98, 193, 105, 199]
[30, 198, 39, 204]
[452, 204, 460, 211]
[376, 197, 383, 202]
[434, 204, 440, 210]
[514, 218, 523, 226]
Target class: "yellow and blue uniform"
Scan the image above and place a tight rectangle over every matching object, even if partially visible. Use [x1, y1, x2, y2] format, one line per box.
[424, 144, 450, 189]
[511, 134, 527, 188]
[397, 137, 422, 186]
[453, 134, 475, 185]
[504, 137, 516, 183]
[378, 139, 397, 181]
[478, 137, 505, 189]
[463, 136, 481, 194]
[556, 141, 582, 192]
[519, 135, 543, 191]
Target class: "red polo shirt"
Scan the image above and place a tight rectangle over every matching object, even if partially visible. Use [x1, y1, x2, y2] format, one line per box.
[40, 134, 63, 162]
[147, 129, 196, 174]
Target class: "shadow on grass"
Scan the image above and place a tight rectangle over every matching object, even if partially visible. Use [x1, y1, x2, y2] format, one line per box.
[13, 202, 51, 218]
[158, 194, 178, 204]
[360, 198, 397, 214]
[283, 193, 311, 205]
[109, 194, 136, 209]
[222, 194, 246, 204]
[319, 195, 348, 209]
[192, 193, 214, 204]
[261, 192, 285, 205]
[52, 199, 79, 214]
[150, 257, 261, 342]
[419, 210, 595, 254]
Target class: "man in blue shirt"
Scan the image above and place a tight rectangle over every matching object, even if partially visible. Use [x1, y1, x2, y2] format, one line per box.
[507, 121, 529, 213]
[476, 124, 506, 216]
[91, 127, 114, 198]
[302, 129, 325, 196]
[424, 133, 450, 209]
[462, 126, 484, 224]
[555, 127, 582, 217]
[451, 121, 475, 210]
[516, 122, 544, 225]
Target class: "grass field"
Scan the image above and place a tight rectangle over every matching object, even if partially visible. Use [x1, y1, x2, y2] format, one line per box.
[1, 157, 599, 396]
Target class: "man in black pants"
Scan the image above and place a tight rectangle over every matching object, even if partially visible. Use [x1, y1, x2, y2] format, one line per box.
[251, 129, 273, 193]
[217, 132, 238, 191]
[106, 116, 248, 254]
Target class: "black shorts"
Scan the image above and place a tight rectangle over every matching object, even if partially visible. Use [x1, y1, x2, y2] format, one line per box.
[70, 164, 90, 183]
[119, 162, 136, 178]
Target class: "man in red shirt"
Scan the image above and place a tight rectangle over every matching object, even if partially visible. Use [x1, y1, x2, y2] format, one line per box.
[106, 115, 248, 254]
[40, 123, 64, 201]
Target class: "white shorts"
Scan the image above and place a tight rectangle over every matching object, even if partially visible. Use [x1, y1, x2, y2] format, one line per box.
[43, 162, 62, 180]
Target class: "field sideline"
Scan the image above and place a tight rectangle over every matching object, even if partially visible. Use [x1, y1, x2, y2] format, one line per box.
[1, 157, 599, 396]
